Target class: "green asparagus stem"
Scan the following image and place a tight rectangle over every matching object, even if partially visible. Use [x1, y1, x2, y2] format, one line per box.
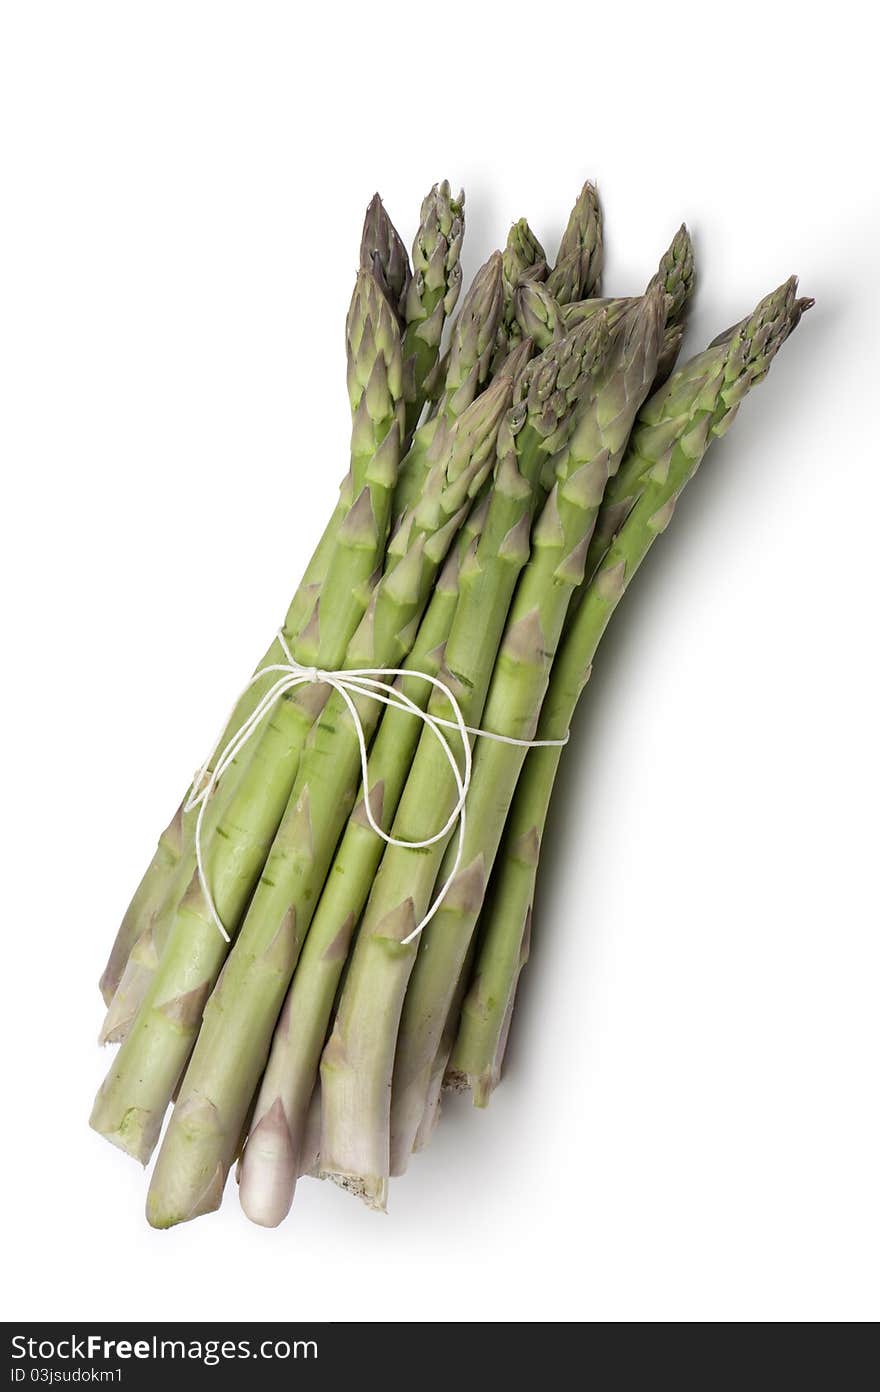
[393, 333, 534, 539]
[98, 200, 412, 1011]
[98, 802, 187, 1011]
[572, 226, 700, 583]
[141, 380, 514, 1225]
[90, 272, 408, 1160]
[303, 272, 406, 663]
[318, 300, 657, 1205]
[545, 181, 603, 307]
[238, 500, 488, 1226]
[393, 251, 504, 518]
[434, 253, 505, 418]
[404, 941, 474, 1163]
[386, 291, 666, 1169]
[504, 218, 548, 297]
[646, 223, 695, 322]
[98, 270, 403, 1045]
[451, 277, 812, 1099]
[402, 181, 465, 435]
[492, 218, 547, 365]
[294, 1085, 323, 1181]
[654, 322, 686, 387]
[513, 278, 563, 350]
[360, 193, 412, 326]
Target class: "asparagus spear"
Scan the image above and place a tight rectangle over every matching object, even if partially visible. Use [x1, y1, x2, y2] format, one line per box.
[451, 278, 812, 1100]
[405, 942, 475, 1162]
[569, 226, 700, 583]
[491, 218, 547, 365]
[402, 181, 464, 435]
[503, 219, 547, 298]
[293, 1085, 324, 1182]
[141, 380, 514, 1223]
[98, 799, 189, 1010]
[444, 892, 527, 1102]
[393, 250, 504, 518]
[545, 181, 603, 306]
[383, 291, 666, 1171]
[97, 267, 405, 1044]
[303, 273, 406, 662]
[359, 192, 412, 326]
[513, 278, 563, 351]
[99, 198, 412, 1010]
[237, 500, 488, 1226]
[317, 297, 661, 1204]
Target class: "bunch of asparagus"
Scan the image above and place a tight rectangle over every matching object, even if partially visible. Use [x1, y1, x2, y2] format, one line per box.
[92, 180, 810, 1227]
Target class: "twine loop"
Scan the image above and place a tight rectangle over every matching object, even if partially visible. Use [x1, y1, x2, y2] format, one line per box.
[185, 630, 569, 946]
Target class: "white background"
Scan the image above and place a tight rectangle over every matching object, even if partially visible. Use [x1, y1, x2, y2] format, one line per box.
[2, 1, 877, 1324]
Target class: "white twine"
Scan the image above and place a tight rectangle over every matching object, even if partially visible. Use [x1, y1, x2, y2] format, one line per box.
[184, 630, 569, 947]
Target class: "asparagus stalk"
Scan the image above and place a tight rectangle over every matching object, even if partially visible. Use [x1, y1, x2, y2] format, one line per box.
[385, 291, 666, 1169]
[141, 380, 514, 1224]
[318, 299, 658, 1204]
[91, 270, 408, 1160]
[444, 871, 530, 1104]
[97, 267, 405, 1044]
[238, 501, 488, 1226]
[393, 250, 504, 518]
[513, 278, 563, 351]
[98, 801, 188, 1010]
[503, 219, 548, 298]
[545, 181, 603, 306]
[491, 218, 547, 365]
[451, 277, 812, 1099]
[571, 226, 700, 583]
[304, 273, 407, 662]
[99, 198, 412, 1010]
[294, 1085, 324, 1182]
[402, 181, 465, 435]
[359, 192, 412, 327]
[405, 941, 475, 1161]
